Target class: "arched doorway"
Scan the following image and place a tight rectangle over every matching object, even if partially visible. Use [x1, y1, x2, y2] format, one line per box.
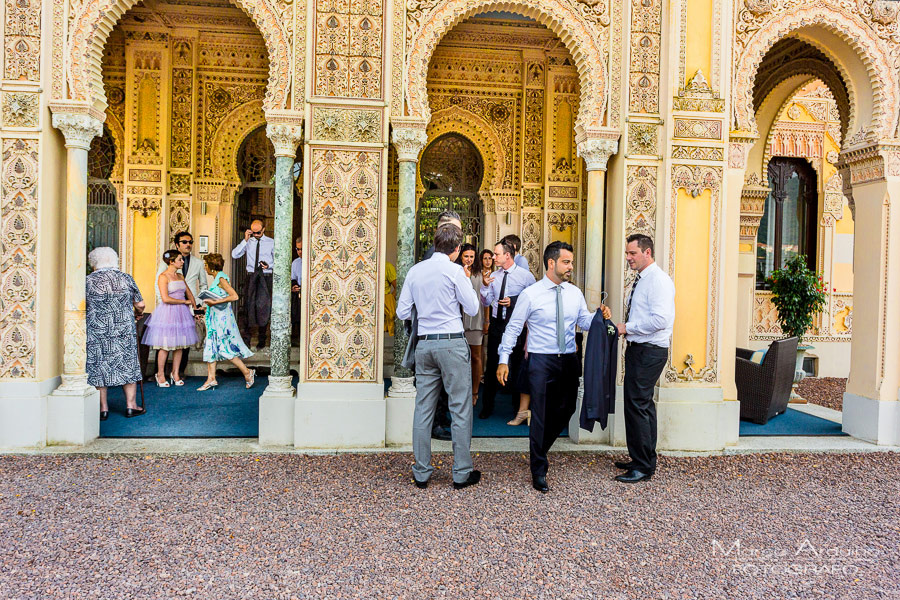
[416, 133, 484, 260]
[233, 125, 303, 333]
[756, 157, 818, 288]
[86, 126, 119, 257]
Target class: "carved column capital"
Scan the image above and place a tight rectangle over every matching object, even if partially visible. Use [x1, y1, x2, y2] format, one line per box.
[577, 137, 619, 172]
[391, 122, 428, 162]
[266, 123, 304, 158]
[51, 112, 104, 150]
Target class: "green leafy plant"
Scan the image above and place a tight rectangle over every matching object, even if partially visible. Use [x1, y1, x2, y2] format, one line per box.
[766, 255, 827, 344]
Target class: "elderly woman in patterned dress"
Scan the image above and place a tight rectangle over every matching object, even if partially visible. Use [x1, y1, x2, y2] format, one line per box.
[86, 247, 146, 420]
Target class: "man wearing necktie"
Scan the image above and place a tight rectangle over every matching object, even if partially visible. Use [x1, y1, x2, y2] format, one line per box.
[613, 234, 675, 483]
[479, 239, 536, 419]
[497, 241, 611, 493]
[231, 219, 275, 350]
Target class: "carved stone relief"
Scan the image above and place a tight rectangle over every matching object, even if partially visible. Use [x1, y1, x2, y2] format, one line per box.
[314, 0, 384, 99]
[1, 92, 39, 128]
[629, 0, 662, 113]
[312, 107, 382, 143]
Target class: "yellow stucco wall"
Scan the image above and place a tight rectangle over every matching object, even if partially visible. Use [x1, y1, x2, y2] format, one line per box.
[133, 215, 158, 312]
[672, 188, 711, 371]
[685, 0, 712, 86]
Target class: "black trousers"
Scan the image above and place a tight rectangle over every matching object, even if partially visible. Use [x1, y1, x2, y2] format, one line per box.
[623, 342, 669, 473]
[528, 353, 581, 478]
[482, 315, 526, 413]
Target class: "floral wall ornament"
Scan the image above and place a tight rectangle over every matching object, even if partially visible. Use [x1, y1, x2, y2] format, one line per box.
[2, 92, 38, 128]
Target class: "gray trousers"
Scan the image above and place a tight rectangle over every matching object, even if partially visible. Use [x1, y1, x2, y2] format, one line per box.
[412, 337, 474, 484]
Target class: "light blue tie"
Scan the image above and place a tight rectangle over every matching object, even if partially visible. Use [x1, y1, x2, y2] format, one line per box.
[556, 285, 566, 353]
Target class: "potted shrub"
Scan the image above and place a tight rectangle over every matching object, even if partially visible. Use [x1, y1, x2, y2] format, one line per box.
[766, 254, 828, 401]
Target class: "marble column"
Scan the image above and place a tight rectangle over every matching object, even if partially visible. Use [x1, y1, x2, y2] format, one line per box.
[387, 124, 428, 398]
[48, 110, 104, 444]
[577, 137, 618, 310]
[259, 122, 303, 446]
[264, 124, 303, 389]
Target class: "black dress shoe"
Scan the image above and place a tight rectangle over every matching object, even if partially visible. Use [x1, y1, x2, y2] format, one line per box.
[615, 469, 652, 483]
[125, 407, 146, 419]
[532, 475, 549, 493]
[431, 425, 451, 441]
[614, 460, 636, 470]
[99, 411, 109, 421]
[453, 470, 481, 490]
[414, 478, 428, 489]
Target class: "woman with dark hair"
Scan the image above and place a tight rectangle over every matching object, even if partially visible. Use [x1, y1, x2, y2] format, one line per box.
[458, 243, 485, 404]
[196, 253, 255, 391]
[142, 249, 200, 387]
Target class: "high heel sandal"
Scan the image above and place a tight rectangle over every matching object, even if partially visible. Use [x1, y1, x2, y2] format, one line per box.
[155, 375, 170, 388]
[170, 376, 185, 387]
[197, 381, 218, 391]
[507, 410, 531, 426]
[245, 369, 256, 389]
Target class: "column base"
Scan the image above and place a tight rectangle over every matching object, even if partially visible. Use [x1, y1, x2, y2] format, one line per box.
[567, 377, 611, 444]
[386, 376, 416, 446]
[47, 382, 99, 446]
[294, 382, 386, 448]
[842, 392, 900, 445]
[0, 377, 58, 448]
[656, 386, 738, 451]
[259, 375, 296, 446]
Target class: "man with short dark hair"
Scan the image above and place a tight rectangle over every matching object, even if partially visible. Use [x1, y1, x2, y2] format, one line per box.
[232, 219, 275, 350]
[497, 241, 610, 493]
[479, 238, 536, 419]
[397, 223, 482, 490]
[501, 234, 530, 271]
[422, 210, 462, 261]
[613, 234, 675, 483]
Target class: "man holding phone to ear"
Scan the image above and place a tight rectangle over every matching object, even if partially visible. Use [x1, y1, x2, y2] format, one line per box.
[232, 219, 275, 350]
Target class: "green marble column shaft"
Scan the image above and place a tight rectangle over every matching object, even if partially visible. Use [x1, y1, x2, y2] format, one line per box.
[270, 154, 294, 378]
[392, 159, 418, 379]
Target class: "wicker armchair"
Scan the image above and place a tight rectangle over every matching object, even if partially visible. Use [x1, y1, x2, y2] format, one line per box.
[735, 337, 799, 425]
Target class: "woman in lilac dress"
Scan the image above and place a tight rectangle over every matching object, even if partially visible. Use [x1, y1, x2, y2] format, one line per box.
[143, 250, 200, 386]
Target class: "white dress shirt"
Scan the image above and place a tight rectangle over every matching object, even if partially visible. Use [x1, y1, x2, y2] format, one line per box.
[498, 277, 596, 364]
[624, 262, 675, 347]
[397, 253, 480, 335]
[232, 235, 275, 274]
[291, 256, 303, 285]
[514, 253, 530, 271]
[480, 262, 536, 318]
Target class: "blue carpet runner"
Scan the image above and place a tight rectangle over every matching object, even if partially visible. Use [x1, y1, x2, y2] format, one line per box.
[738, 406, 847, 436]
[101, 377, 845, 438]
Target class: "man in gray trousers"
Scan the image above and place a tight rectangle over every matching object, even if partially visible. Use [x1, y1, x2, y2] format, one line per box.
[396, 223, 482, 489]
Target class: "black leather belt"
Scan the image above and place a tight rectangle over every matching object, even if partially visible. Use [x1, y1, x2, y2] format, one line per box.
[417, 332, 465, 341]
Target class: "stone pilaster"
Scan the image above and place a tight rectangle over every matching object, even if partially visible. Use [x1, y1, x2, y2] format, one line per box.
[388, 122, 427, 396]
[577, 134, 618, 311]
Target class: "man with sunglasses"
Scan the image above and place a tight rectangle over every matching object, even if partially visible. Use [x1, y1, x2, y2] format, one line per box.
[232, 219, 275, 350]
[156, 231, 208, 373]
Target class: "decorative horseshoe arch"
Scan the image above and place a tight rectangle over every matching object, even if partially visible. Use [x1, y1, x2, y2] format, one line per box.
[210, 101, 268, 182]
[67, 0, 292, 111]
[424, 107, 506, 192]
[406, 0, 609, 130]
[733, 6, 899, 140]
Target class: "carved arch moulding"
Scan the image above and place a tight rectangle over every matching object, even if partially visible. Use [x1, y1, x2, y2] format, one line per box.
[209, 100, 267, 182]
[406, 0, 611, 130]
[66, 0, 293, 111]
[733, 3, 900, 141]
[425, 106, 507, 192]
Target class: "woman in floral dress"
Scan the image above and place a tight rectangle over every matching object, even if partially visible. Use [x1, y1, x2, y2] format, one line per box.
[197, 253, 255, 391]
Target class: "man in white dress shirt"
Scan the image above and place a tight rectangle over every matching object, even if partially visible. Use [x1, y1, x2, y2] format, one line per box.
[397, 223, 482, 490]
[501, 234, 530, 272]
[613, 234, 675, 483]
[479, 239, 536, 418]
[156, 231, 208, 374]
[231, 219, 275, 350]
[497, 241, 610, 493]
[290, 237, 303, 345]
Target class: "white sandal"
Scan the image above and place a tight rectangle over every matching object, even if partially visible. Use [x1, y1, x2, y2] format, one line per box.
[245, 369, 256, 389]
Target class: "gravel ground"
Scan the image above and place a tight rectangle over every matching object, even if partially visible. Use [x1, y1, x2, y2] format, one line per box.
[798, 377, 847, 411]
[2, 452, 898, 600]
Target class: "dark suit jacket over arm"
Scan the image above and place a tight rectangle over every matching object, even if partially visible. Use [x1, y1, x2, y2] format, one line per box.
[580, 312, 618, 432]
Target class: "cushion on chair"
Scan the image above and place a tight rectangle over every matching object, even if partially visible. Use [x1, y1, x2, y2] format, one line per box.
[749, 349, 767, 364]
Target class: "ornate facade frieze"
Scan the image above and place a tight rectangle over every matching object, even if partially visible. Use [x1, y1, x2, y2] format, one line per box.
[311, 107, 382, 144]
[1, 92, 39, 129]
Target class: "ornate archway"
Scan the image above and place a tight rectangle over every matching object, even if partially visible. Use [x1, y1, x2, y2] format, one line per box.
[425, 107, 505, 192]
[732, 5, 900, 140]
[210, 100, 268, 183]
[67, 0, 292, 111]
[405, 0, 610, 130]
